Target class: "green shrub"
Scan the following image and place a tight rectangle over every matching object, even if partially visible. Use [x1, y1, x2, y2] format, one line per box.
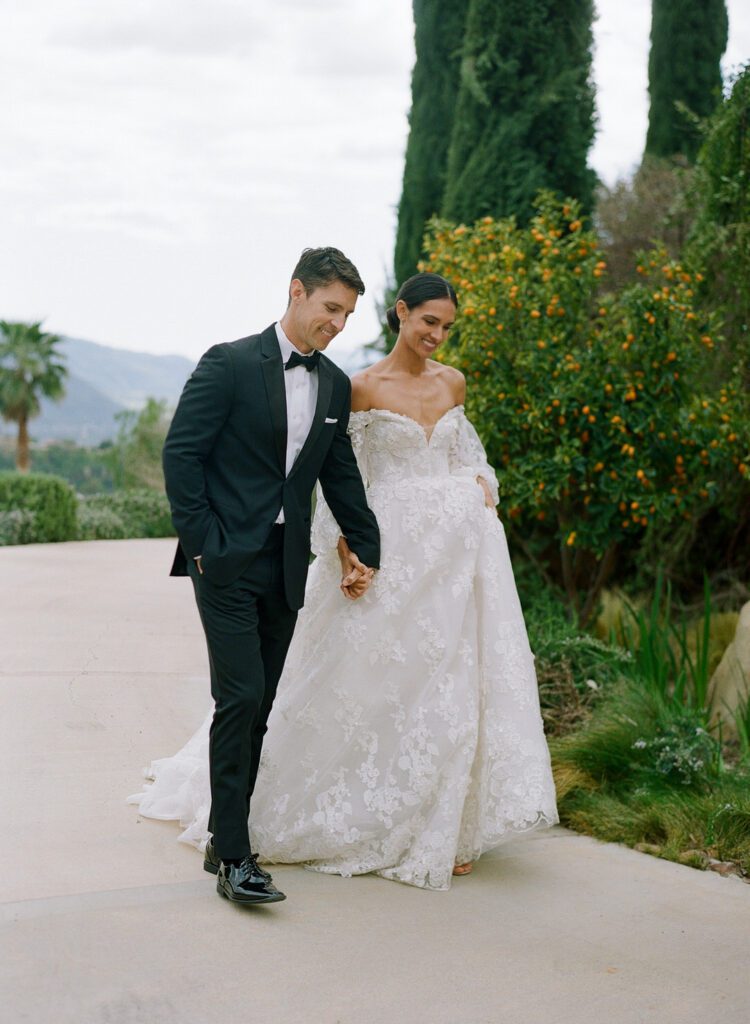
[553, 676, 722, 791]
[76, 504, 127, 541]
[0, 471, 76, 543]
[631, 717, 721, 788]
[423, 194, 749, 624]
[0, 509, 36, 546]
[77, 489, 173, 540]
[516, 563, 631, 736]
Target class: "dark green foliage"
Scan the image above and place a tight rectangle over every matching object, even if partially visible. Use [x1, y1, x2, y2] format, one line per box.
[441, 0, 596, 224]
[554, 679, 721, 792]
[553, 681, 669, 786]
[0, 471, 77, 543]
[0, 509, 35, 545]
[544, 568, 750, 876]
[104, 398, 170, 491]
[645, 0, 728, 161]
[628, 68, 750, 593]
[76, 503, 128, 541]
[394, 0, 470, 285]
[555, 680, 750, 873]
[633, 718, 721, 788]
[618, 573, 715, 713]
[0, 321, 67, 472]
[77, 489, 174, 540]
[516, 564, 631, 736]
[687, 65, 750, 377]
[0, 440, 115, 494]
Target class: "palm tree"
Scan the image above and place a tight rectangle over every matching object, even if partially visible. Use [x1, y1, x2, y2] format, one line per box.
[0, 321, 67, 472]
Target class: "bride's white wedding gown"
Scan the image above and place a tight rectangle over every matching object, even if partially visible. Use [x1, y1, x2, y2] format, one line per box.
[130, 406, 558, 890]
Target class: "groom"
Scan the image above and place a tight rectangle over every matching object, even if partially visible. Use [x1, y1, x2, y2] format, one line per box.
[162, 247, 380, 906]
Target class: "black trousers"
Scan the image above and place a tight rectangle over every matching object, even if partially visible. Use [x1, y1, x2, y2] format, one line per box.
[188, 525, 298, 861]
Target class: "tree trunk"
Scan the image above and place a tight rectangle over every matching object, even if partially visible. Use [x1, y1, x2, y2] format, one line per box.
[559, 540, 580, 619]
[16, 415, 30, 472]
[578, 542, 619, 631]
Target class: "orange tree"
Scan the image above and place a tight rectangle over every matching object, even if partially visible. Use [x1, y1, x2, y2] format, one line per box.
[422, 194, 748, 626]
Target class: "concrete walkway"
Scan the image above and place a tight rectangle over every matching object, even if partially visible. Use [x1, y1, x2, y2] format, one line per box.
[1, 539, 748, 1024]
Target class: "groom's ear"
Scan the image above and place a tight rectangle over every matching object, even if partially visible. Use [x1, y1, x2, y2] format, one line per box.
[289, 278, 307, 304]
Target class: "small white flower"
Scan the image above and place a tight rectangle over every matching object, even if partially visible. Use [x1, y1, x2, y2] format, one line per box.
[585, 678, 599, 690]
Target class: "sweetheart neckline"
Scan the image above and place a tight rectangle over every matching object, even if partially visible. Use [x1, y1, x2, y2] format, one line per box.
[351, 404, 463, 444]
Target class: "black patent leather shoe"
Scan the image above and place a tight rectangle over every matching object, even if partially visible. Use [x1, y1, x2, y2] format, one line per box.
[216, 856, 286, 905]
[204, 839, 273, 882]
[203, 838, 220, 875]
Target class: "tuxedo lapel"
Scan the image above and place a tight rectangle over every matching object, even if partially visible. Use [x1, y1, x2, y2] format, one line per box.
[289, 357, 333, 477]
[259, 326, 287, 475]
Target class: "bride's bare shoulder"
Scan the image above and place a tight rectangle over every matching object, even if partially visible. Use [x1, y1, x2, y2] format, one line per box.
[351, 367, 380, 412]
[432, 362, 466, 404]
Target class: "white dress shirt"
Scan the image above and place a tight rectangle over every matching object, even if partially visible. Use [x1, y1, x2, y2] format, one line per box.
[274, 321, 319, 523]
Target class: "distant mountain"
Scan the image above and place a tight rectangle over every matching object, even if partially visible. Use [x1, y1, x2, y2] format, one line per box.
[0, 336, 195, 447]
[60, 336, 194, 411]
[33, 375, 126, 446]
[0, 333, 377, 447]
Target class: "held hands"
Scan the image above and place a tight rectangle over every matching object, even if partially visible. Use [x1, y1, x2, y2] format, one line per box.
[337, 537, 375, 601]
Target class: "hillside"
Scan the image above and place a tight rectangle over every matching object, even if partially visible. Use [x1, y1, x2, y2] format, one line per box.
[61, 337, 194, 411]
[0, 333, 375, 447]
[0, 336, 195, 446]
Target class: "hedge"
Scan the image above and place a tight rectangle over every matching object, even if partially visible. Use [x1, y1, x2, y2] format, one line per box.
[0, 472, 77, 544]
[76, 489, 174, 540]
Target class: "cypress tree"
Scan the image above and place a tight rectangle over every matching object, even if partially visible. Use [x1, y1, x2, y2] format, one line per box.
[645, 0, 728, 161]
[394, 0, 470, 286]
[442, 0, 596, 224]
[688, 65, 750, 377]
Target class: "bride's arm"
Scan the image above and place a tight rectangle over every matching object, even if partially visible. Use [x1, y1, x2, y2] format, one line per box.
[447, 374, 499, 508]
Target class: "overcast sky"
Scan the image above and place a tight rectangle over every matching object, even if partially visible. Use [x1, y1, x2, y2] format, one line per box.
[1, 1, 748, 363]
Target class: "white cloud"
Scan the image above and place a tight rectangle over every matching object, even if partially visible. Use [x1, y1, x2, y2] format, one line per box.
[48, 0, 269, 56]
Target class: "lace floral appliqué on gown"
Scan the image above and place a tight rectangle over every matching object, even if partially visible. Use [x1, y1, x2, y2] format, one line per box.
[130, 406, 558, 890]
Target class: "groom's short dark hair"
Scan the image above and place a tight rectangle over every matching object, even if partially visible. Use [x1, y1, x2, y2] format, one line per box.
[291, 247, 365, 298]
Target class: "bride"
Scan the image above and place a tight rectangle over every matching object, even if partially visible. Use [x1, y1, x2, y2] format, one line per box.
[131, 272, 558, 891]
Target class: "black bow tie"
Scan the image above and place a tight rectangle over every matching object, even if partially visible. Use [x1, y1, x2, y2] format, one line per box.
[285, 349, 320, 372]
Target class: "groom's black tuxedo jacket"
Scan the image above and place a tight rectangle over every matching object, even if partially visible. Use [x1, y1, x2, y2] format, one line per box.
[162, 324, 380, 610]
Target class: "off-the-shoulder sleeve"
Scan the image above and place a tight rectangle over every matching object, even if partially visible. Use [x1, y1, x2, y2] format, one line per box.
[448, 408, 499, 505]
[311, 411, 371, 557]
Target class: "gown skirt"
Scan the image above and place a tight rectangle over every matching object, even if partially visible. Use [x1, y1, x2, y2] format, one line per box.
[130, 407, 558, 891]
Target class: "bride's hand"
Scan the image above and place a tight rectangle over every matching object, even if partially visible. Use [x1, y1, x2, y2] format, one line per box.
[341, 569, 370, 600]
[477, 476, 496, 509]
[337, 537, 375, 600]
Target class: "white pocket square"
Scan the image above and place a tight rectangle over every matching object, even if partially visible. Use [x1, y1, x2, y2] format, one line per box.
[324, 417, 338, 424]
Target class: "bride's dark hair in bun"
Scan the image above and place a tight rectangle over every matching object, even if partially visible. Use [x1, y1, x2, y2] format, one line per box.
[386, 272, 458, 333]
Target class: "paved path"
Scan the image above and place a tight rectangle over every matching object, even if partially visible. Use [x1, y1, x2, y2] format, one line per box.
[1, 539, 748, 1024]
